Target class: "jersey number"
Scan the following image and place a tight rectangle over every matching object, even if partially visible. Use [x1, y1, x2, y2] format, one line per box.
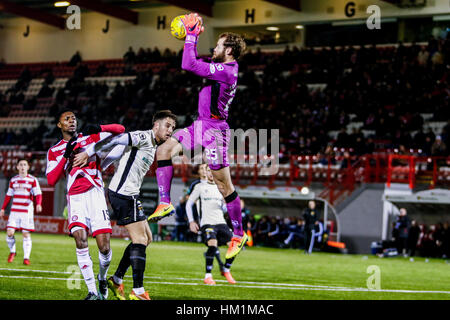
[205, 149, 218, 161]
[102, 210, 110, 221]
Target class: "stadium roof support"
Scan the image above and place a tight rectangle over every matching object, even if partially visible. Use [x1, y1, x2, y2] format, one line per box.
[70, 0, 139, 25]
[0, 0, 66, 29]
[157, 0, 213, 17]
[262, 0, 301, 12]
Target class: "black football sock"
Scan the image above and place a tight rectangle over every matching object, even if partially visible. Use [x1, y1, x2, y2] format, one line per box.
[130, 243, 147, 289]
[205, 246, 216, 274]
[114, 243, 132, 280]
[214, 248, 224, 270]
[224, 257, 235, 270]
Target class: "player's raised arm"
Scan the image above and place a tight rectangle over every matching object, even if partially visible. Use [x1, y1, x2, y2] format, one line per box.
[72, 124, 127, 168]
[83, 123, 125, 136]
[180, 14, 231, 82]
[46, 136, 77, 186]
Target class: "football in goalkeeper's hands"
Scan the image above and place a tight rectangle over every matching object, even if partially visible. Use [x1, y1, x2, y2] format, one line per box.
[170, 15, 186, 40]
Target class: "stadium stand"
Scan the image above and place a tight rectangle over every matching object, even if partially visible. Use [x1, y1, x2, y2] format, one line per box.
[1, 38, 449, 256]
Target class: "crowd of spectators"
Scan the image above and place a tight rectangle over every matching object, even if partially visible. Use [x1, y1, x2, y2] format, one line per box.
[168, 197, 330, 253]
[390, 208, 450, 259]
[0, 37, 449, 162]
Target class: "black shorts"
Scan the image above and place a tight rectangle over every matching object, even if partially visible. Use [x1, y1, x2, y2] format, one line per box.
[200, 224, 233, 246]
[107, 190, 147, 226]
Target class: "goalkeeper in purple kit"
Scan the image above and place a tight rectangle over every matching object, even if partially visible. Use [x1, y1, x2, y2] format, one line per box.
[148, 13, 248, 259]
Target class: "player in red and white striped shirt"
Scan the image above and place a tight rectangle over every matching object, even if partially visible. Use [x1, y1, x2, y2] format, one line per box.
[0, 159, 42, 265]
[46, 109, 125, 300]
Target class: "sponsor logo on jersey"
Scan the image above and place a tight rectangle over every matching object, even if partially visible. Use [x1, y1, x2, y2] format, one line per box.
[210, 63, 216, 74]
[142, 157, 151, 165]
[215, 64, 224, 71]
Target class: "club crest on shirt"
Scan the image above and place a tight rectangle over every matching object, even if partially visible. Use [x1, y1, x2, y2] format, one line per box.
[71, 215, 78, 221]
[215, 64, 224, 71]
[139, 133, 146, 140]
[210, 63, 216, 74]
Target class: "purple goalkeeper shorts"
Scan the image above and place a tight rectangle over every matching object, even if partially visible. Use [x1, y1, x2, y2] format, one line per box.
[173, 118, 230, 170]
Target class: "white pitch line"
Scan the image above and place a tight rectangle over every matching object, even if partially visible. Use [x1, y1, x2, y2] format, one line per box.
[0, 267, 350, 289]
[1, 268, 450, 295]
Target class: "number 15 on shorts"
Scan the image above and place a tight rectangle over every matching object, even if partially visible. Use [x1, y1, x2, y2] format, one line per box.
[102, 210, 110, 221]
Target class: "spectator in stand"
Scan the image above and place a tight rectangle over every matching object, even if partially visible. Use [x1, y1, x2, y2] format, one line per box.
[172, 194, 189, 242]
[283, 218, 305, 249]
[37, 83, 53, 98]
[442, 222, 450, 259]
[431, 135, 448, 157]
[267, 217, 282, 247]
[407, 219, 420, 257]
[255, 216, 270, 246]
[423, 128, 436, 156]
[94, 63, 108, 77]
[68, 51, 82, 66]
[335, 128, 349, 148]
[417, 46, 430, 66]
[393, 208, 410, 256]
[124, 47, 136, 64]
[423, 224, 438, 257]
[434, 223, 445, 258]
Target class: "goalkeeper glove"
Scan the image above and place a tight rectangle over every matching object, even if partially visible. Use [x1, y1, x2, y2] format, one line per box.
[181, 13, 204, 43]
[63, 136, 78, 159]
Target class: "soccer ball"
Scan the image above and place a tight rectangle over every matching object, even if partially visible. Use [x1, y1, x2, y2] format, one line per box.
[170, 15, 186, 40]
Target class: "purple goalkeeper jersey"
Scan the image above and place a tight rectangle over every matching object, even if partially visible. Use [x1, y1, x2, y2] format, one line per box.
[181, 41, 238, 121]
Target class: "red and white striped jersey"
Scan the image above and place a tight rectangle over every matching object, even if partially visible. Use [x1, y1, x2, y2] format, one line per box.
[1, 174, 42, 214]
[46, 132, 111, 195]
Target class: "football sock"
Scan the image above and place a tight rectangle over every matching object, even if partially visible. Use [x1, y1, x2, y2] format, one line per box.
[224, 257, 235, 271]
[156, 160, 173, 204]
[130, 243, 146, 290]
[23, 236, 32, 260]
[133, 287, 145, 295]
[114, 243, 132, 281]
[225, 191, 244, 237]
[6, 235, 16, 253]
[76, 248, 97, 295]
[98, 249, 112, 280]
[215, 248, 224, 270]
[205, 246, 216, 273]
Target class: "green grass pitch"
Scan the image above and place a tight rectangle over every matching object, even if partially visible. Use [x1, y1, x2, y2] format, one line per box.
[0, 232, 449, 300]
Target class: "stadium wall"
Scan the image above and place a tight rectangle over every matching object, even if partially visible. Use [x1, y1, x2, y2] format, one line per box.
[337, 184, 385, 254]
[0, 0, 449, 63]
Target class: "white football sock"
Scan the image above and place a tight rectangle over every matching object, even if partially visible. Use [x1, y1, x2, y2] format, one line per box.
[6, 235, 16, 253]
[133, 287, 145, 295]
[76, 248, 97, 295]
[23, 236, 32, 260]
[98, 250, 112, 281]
